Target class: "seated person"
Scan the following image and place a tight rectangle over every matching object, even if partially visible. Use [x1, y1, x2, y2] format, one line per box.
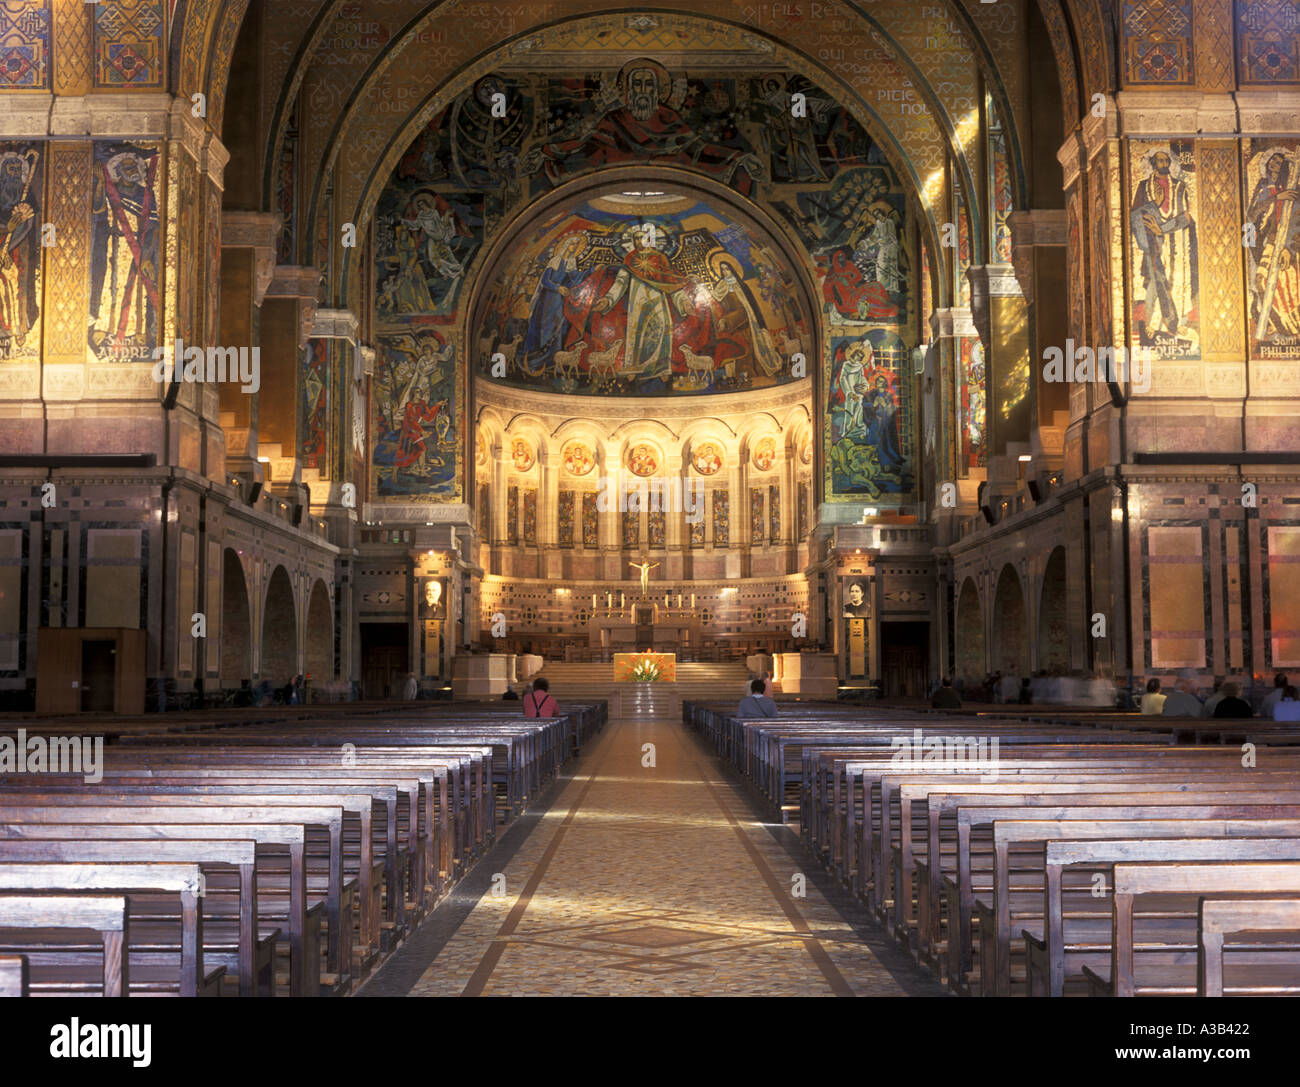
[930, 677, 961, 709]
[737, 679, 778, 719]
[1274, 685, 1300, 722]
[1262, 673, 1289, 719]
[1211, 680, 1252, 718]
[502, 685, 519, 701]
[523, 676, 558, 718]
[1161, 677, 1204, 717]
[1139, 677, 1166, 715]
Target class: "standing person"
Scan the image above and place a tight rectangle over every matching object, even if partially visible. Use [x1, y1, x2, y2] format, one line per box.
[402, 672, 418, 701]
[1140, 677, 1167, 715]
[523, 676, 558, 717]
[1212, 681, 1253, 718]
[1263, 673, 1289, 719]
[737, 679, 778, 719]
[1017, 677, 1032, 705]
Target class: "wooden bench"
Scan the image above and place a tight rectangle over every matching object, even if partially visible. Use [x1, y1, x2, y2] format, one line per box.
[1199, 896, 1300, 996]
[0, 955, 26, 997]
[1086, 861, 1300, 996]
[0, 838, 275, 997]
[0, 862, 223, 996]
[0, 895, 128, 996]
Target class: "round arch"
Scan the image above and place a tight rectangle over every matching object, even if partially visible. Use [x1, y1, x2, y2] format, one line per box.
[1037, 546, 1070, 673]
[305, 579, 334, 690]
[260, 565, 298, 686]
[992, 564, 1029, 677]
[955, 577, 984, 684]
[220, 548, 251, 686]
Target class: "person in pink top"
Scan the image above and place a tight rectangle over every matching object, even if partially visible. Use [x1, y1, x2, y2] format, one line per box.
[523, 676, 559, 717]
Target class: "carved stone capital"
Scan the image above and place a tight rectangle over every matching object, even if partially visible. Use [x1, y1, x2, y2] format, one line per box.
[1236, 90, 1300, 135]
[1056, 129, 1086, 190]
[267, 266, 320, 345]
[1114, 90, 1234, 136]
[311, 308, 359, 341]
[222, 212, 283, 307]
[1008, 211, 1066, 306]
[929, 307, 977, 341]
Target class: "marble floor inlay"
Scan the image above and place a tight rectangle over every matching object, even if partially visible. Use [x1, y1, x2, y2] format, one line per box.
[378, 705, 943, 997]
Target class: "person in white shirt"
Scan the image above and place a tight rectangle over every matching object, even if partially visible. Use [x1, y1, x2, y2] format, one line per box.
[1263, 673, 1289, 719]
[1139, 677, 1166, 715]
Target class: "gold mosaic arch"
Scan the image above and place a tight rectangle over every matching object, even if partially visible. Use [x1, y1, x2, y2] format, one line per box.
[267, 0, 1033, 250]
[301, 8, 966, 304]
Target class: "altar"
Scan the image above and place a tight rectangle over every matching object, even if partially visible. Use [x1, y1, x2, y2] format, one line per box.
[613, 652, 677, 682]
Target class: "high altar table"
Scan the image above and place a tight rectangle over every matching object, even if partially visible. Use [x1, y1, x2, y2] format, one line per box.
[613, 652, 677, 682]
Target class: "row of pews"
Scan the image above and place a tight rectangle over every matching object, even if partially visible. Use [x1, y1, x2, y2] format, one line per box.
[0, 700, 605, 996]
[685, 699, 1300, 997]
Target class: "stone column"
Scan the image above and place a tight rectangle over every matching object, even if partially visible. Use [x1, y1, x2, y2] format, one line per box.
[260, 266, 319, 490]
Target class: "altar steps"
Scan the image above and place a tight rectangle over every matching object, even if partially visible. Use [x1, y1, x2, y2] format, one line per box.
[529, 661, 751, 716]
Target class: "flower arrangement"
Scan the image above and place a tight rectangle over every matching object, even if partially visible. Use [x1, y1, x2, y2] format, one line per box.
[631, 657, 662, 682]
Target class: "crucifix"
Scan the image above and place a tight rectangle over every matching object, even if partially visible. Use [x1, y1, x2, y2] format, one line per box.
[629, 557, 660, 597]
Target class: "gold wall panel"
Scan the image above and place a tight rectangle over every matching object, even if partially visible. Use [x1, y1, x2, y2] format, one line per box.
[43, 141, 91, 367]
[1199, 140, 1246, 363]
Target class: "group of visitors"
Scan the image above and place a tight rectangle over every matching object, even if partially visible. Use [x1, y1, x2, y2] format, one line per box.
[1139, 672, 1300, 719]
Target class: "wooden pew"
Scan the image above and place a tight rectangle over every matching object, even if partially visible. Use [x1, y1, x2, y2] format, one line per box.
[0, 804, 343, 997]
[0, 896, 128, 997]
[0, 838, 273, 997]
[1006, 834, 1300, 997]
[944, 799, 1300, 993]
[0, 955, 26, 997]
[1088, 862, 1300, 996]
[0, 862, 220, 996]
[1199, 897, 1300, 996]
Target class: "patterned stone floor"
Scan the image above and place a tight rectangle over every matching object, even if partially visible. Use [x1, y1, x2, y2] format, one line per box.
[366, 695, 944, 997]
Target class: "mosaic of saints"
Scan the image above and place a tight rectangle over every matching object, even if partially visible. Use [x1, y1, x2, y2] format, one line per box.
[89, 147, 160, 359]
[517, 59, 765, 195]
[1130, 149, 1198, 349]
[0, 149, 39, 359]
[1246, 148, 1300, 346]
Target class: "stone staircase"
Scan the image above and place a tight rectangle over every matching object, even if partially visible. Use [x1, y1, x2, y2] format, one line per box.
[531, 660, 751, 717]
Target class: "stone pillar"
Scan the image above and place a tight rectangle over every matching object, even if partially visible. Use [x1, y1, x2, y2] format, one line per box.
[260, 266, 319, 489]
[219, 212, 278, 478]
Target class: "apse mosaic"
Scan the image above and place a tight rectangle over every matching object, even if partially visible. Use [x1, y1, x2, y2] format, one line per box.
[826, 329, 914, 499]
[371, 58, 917, 502]
[477, 196, 809, 397]
[1244, 139, 1300, 360]
[1129, 140, 1200, 359]
[0, 142, 42, 362]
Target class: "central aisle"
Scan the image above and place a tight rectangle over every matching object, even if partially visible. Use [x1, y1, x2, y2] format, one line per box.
[375, 691, 942, 996]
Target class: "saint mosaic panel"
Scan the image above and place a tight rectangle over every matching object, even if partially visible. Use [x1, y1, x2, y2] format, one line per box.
[1244, 139, 1300, 359]
[0, 141, 42, 362]
[89, 140, 161, 363]
[1128, 140, 1200, 360]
